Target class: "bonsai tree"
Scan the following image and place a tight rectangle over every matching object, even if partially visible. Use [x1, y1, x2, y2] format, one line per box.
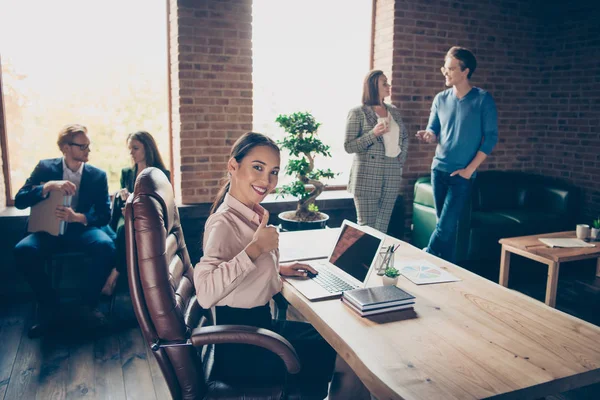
[275, 111, 335, 222]
[592, 217, 600, 230]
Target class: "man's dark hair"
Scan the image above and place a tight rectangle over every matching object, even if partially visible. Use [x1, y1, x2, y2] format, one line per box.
[446, 46, 477, 79]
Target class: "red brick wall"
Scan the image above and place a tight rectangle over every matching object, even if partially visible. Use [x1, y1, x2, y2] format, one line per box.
[170, 0, 253, 204]
[372, 0, 395, 78]
[373, 0, 600, 233]
[535, 4, 600, 222]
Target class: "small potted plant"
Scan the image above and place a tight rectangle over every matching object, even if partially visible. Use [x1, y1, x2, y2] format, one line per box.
[275, 111, 336, 231]
[382, 266, 400, 286]
[591, 217, 600, 241]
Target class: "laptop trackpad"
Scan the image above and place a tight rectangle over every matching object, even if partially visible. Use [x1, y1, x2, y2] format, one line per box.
[286, 277, 340, 301]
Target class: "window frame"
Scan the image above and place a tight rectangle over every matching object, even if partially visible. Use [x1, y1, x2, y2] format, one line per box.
[0, 3, 173, 207]
[0, 56, 14, 206]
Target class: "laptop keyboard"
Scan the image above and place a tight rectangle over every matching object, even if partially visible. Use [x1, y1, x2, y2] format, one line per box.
[309, 262, 357, 293]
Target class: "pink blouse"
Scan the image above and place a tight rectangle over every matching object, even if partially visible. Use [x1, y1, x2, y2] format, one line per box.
[194, 193, 282, 309]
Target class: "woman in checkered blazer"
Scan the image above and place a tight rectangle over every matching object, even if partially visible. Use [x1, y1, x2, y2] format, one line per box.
[344, 70, 409, 234]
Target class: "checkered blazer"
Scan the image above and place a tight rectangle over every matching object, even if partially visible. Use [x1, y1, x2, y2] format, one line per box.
[344, 104, 409, 196]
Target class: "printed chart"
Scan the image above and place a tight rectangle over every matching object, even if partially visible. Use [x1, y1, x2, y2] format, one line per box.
[395, 259, 461, 285]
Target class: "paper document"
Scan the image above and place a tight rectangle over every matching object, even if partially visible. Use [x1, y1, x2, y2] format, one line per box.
[394, 259, 461, 285]
[27, 191, 73, 236]
[538, 238, 596, 248]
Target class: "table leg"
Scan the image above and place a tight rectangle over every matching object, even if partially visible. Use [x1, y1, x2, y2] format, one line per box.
[499, 246, 511, 287]
[545, 261, 560, 308]
[596, 257, 600, 278]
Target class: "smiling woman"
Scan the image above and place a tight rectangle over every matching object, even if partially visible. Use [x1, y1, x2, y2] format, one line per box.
[0, 0, 169, 198]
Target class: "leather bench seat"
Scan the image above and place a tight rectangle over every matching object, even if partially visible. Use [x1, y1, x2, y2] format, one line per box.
[411, 171, 580, 269]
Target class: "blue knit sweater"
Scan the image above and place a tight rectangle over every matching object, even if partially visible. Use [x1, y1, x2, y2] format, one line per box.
[426, 87, 498, 174]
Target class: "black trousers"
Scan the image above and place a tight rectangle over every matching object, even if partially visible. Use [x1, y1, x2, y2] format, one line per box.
[214, 303, 336, 393]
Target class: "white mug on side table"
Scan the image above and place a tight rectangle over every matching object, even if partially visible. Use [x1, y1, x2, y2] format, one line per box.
[576, 224, 590, 240]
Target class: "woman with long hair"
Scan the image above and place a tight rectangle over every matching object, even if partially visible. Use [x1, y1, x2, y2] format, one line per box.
[345, 70, 409, 234]
[194, 132, 369, 399]
[101, 131, 170, 296]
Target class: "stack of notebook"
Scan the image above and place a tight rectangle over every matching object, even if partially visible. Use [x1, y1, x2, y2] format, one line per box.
[341, 285, 415, 317]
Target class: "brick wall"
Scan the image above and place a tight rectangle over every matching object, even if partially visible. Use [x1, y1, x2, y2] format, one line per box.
[170, 0, 253, 204]
[373, 0, 599, 234]
[535, 3, 600, 222]
[372, 0, 395, 78]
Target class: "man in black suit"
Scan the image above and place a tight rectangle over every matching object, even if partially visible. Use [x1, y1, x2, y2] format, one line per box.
[14, 124, 116, 338]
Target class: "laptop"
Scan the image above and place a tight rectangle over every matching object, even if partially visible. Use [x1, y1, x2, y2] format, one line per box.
[283, 220, 386, 301]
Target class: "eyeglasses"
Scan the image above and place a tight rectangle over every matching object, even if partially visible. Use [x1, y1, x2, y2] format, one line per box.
[68, 142, 90, 151]
[440, 66, 460, 74]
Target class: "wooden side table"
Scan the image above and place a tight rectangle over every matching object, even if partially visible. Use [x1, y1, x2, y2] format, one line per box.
[499, 231, 600, 308]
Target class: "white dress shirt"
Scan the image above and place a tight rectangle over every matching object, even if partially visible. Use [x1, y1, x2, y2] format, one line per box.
[194, 193, 282, 309]
[62, 157, 84, 209]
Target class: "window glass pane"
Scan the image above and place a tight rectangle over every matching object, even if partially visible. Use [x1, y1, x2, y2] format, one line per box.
[252, 0, 372, 186]
[0, 0, 169, 195]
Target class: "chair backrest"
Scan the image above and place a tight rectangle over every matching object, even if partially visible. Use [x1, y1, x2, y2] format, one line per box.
[125, 167, 208, 400]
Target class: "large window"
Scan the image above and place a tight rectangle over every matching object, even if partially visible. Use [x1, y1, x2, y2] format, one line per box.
[252, 0, 372, 187]
[0, 0, 169, 196]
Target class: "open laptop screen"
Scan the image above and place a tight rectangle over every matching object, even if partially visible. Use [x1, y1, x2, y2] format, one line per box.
[328, 224, 382, 283]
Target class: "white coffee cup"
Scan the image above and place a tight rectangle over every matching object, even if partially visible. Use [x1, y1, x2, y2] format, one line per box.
[576, 224, 590, 240]
[377, 117, 388, 131]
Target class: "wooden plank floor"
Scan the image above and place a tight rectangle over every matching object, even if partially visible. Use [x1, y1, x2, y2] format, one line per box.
[0, 295, 169, 400]
[1, 262, 600, 400]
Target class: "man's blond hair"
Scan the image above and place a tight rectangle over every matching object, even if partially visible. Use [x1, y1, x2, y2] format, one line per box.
[56, 124, 88, 151]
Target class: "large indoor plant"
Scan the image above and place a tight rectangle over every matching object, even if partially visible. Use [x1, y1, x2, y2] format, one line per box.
[275, 111, 335, 231]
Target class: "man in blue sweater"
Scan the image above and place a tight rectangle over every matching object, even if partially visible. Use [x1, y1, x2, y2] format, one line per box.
[416, 46, 498, 263]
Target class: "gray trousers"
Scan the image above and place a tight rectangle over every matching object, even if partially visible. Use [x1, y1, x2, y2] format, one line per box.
[353, 158, 402, 234]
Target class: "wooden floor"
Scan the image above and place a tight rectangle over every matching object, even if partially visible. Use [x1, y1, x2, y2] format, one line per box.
[0, 295, 170, 400]
[1, 257, 600, 400]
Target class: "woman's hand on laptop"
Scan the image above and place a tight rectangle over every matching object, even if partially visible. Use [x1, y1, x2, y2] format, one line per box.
[280, 262, 318, 278]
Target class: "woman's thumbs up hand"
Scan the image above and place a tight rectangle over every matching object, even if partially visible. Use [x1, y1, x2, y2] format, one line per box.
[246, 210, 279, 261]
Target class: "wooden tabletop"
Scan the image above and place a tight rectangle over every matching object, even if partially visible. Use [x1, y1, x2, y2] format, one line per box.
[281, 229, 600, 400]
[499, 231, 600, 262]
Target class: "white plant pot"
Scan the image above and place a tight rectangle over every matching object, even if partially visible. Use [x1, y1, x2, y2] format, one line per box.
[382, 276, 398, 286]
[592, 228, 600, 241]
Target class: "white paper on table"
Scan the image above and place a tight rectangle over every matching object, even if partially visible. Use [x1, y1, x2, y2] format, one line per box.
[538, 238, 596, 248]
[394, 258, 461, 285]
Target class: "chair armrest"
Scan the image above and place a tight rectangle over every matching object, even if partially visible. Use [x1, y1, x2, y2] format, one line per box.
[190, 324, 301, 374]
[109, 192, 123, 231]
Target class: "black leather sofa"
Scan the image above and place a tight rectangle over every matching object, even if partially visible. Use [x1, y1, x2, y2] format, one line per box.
[412, 171, 580, 265]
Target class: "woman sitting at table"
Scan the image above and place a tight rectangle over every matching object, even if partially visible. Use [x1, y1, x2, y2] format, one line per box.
[193, 132, 369, 399]
[101, 131, 170, 296]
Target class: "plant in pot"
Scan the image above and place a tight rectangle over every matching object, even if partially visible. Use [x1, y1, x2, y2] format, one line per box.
[275, 111, 336, 231]
[382, 266, 400, 286]
[592, 217, 600, 241]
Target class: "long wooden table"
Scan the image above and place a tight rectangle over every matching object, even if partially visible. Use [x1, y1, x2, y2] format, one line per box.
[499, 231, 600, 308]
[280, 228, 600, 399]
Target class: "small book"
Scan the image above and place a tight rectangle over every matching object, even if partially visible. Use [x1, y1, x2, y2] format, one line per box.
[343, 285, 415, 311]
[342, 297, 414, 317]
[27, 191, 73, 236]
[538, 238, 595, 248]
